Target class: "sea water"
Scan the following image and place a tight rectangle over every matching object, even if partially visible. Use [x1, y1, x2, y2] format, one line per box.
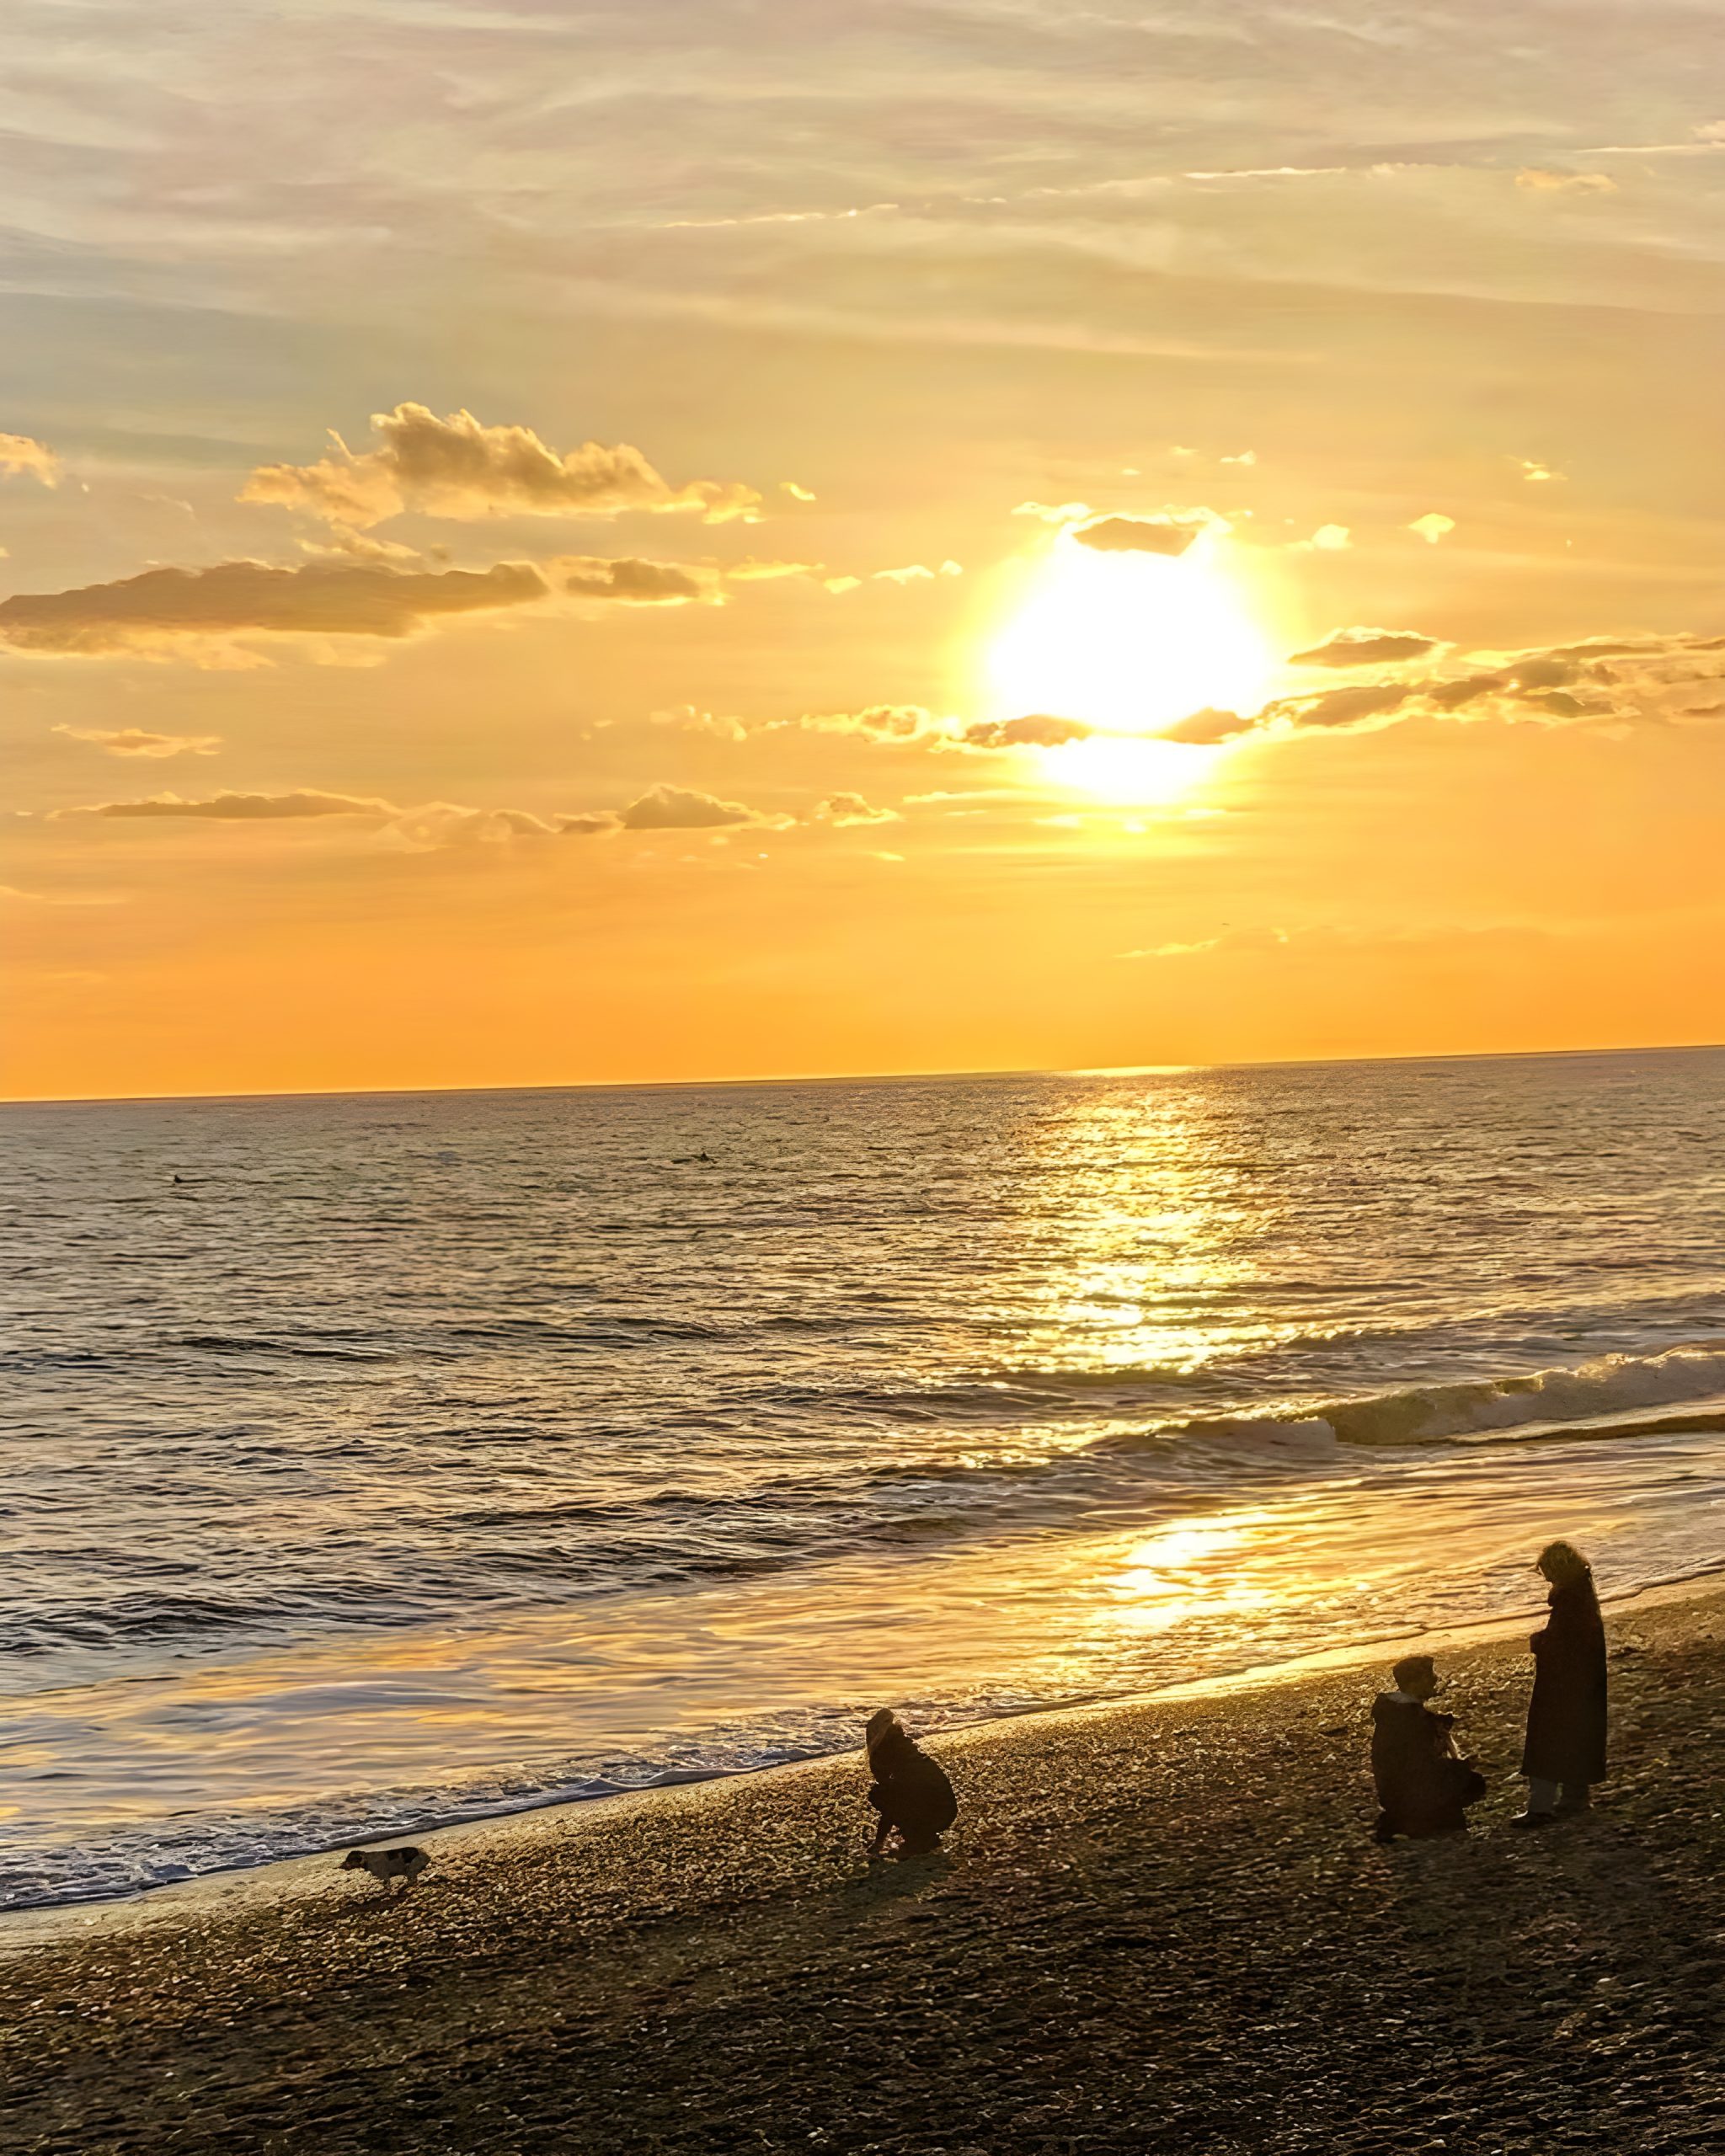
[3, 1048, 1723, 1907]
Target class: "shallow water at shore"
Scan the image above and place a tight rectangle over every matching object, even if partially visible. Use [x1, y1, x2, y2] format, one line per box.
[4, 1047, 1724, 1905]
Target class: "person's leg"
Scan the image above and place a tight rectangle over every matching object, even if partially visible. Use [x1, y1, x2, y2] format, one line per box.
[1557, 1781, 1592, 1813]
[1514, 1776, 1561, 1823]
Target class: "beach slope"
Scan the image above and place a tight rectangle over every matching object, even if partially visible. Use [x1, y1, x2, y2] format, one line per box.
[4, 1590, 1724, 2154]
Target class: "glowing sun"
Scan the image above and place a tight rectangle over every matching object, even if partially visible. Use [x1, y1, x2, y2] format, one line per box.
[982, 526, 1275, 801]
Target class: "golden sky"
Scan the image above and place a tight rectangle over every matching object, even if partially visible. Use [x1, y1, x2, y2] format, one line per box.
[3, 2, 1723, 1098]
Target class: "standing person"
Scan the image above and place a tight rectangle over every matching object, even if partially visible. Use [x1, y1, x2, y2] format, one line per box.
[1514, 1540, 1607, 1828]
[863, 1709, 958, 1858]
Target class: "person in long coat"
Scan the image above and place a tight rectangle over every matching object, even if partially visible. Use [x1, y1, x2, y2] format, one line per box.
[863, 1709, 958, 1858]
[1514, 1540, 1607, 1827]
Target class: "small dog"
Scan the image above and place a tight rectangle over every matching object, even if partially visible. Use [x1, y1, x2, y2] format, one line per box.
[339, 1845, 430, 1893]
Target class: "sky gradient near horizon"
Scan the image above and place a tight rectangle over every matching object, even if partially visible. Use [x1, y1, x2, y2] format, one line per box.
[3, 0, 1724, 1098]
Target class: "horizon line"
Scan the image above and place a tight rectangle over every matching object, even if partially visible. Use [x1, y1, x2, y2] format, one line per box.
[3, 1034, 1722, 1112]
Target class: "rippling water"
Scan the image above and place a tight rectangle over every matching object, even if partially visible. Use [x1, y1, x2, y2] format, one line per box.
[4, 1049, 1724, 1907]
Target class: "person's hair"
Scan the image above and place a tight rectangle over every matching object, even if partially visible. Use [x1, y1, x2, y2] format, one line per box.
[1391, 1654, 1435, 1690]
[1537, 1539, 1593, 1586]
[866, 1709, 913, 1774]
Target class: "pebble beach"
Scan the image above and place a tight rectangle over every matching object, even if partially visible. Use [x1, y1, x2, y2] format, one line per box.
[3, 1583, 1722, 2155]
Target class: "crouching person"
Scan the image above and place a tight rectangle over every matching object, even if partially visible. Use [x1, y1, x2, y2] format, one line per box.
[1371, 1654, 1486, 1842]
[864, 1709, 958, 1859]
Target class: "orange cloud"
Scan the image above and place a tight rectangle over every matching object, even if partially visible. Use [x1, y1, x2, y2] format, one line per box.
[557, 784, 788, 836]
[1158, 634, 1706, 747]
[809, 792, 899, 826]
[0, 432, 59, 487]
[1071, 511, 1216, 557]
[1516, 168, 1616, 194]
[561, 557, 708, 604]
[61, 788, 391, 821]
[0, 558, 548, 656]
[243, 404, 761, 530]
[1290, 627, 1439, 667]
[53, 726, 222, 758]
[616, 783, 776, 831]
[962, 713, 1094, 749]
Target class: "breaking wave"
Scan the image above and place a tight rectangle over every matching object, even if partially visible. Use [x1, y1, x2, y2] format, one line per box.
[1109, 1344, 1725, 1455]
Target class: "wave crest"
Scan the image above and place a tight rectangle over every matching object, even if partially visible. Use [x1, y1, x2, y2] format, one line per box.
[1098, 1343, 1725, 1455]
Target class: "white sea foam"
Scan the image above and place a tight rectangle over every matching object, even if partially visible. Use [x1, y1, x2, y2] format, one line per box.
[3, 1046, 1723, 1907]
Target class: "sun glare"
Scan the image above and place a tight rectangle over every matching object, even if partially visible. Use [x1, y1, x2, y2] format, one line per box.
[1037, 733, 1218, 807]
[982, 528, 1276, 802]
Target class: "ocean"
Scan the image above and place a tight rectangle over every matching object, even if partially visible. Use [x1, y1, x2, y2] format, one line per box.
[3, 1048, 1723, 1910]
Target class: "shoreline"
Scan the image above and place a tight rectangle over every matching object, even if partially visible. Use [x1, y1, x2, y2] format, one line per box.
[5, 1566, 1718, 1958]
[4, 1580, 1721, 2151]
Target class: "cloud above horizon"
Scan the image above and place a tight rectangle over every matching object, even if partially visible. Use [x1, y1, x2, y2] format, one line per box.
[561, 556, 708, 604]
[1516, 168, 1616, 193]
[1290, 627, 1439, 667]
[53, 726, 222, 758]
[61, 788, 392, 822]
[242, 405, 761, 531]
[809, 792, 899, 826]
[1156, 633, 1712, 746]
[612, 782, 777, 832]
[796, 705, 956, 744]
[0, 433, 59, 487]
[1071, 511, 1216, 558]
[0, 558, 549, 657]
[51, 782, 788, 848]
[962, 713, 1094, 749]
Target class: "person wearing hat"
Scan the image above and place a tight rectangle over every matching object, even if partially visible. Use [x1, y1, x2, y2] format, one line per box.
[1370, 1653, 1486, 1842]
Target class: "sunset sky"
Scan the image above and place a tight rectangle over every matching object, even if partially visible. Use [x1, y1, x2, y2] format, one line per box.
[3, 1, 1723, 1098]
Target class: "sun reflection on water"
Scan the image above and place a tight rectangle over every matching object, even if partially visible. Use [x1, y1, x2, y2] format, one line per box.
[1102, 1514, 1282, 1631]
[998, 1081, 1288, 1385]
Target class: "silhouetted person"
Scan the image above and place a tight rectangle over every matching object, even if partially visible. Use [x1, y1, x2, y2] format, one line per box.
[864, 1709, 958, 1859]
[1514, 1540, 1607, 1827]
[1371, 1653, 1485, 1842]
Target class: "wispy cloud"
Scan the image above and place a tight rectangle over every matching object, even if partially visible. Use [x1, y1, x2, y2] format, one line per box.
[60, 788, 391, 822]
[52, 725, 222, 758]
[0, 558, 548, 658]
[1515, 168, 1616, 194]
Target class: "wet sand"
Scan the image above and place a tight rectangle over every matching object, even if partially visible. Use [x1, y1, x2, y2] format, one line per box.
[4, 1587, 1724, 2154]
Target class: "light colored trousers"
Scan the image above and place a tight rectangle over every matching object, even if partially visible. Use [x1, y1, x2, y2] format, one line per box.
[1528, 1777, 1589, 1812]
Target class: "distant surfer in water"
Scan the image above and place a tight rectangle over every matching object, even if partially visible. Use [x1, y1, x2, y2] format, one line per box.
[1514, 1540, 1607, 1827]
[863, 1709, 958, 1859]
